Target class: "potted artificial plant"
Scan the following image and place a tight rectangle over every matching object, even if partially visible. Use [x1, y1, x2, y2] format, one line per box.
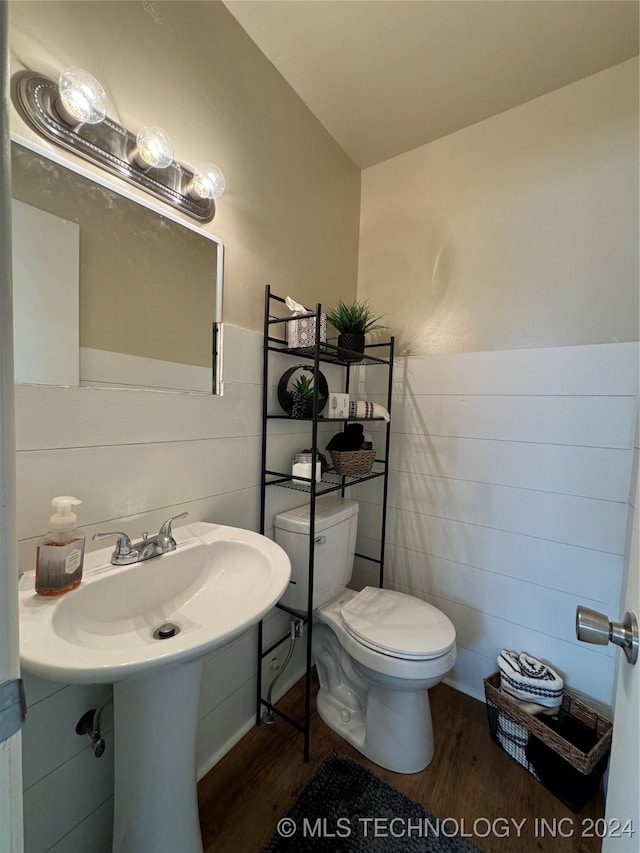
[325, 299, 385, 360]
[289, 374, 316, 419]
[277, 365, 329, 419]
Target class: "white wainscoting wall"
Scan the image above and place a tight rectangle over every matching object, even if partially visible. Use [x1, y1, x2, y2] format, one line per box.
[15, 332, 639, 852]
[352, 342, 639, 708]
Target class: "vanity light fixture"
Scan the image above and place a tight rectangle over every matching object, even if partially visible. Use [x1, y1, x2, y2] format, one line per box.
[13, 67, 224, 223]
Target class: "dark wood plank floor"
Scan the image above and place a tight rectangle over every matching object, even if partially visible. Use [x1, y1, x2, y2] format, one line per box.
[198, 675, 605, 853]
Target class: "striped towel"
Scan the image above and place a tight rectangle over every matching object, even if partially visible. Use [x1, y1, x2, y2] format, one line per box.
[498, 650, 564, 708]
[348, 401, 390, 421]
[496, 710, 539, 777]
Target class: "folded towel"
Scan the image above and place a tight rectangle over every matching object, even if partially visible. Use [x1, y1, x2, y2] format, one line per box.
[498, 649, 564, 708]
[495, 710, 539, 778]
[326, 423, 364, 451]
[348, 400, 390, 421]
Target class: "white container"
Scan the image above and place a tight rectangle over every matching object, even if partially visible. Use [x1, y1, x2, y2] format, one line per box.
[327, 392, 349, 418]
[292, 452, 322, 485]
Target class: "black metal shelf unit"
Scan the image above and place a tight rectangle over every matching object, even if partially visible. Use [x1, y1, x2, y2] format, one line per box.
[256, 284, 394, 761]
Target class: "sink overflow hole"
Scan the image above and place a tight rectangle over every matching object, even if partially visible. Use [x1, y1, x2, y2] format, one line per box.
[153, 622, 180, 640]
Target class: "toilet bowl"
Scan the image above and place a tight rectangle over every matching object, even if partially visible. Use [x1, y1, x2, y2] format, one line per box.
[274, 497, 457, 774]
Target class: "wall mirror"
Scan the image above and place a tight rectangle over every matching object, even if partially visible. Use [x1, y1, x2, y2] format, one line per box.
[10, 138, 224, 394]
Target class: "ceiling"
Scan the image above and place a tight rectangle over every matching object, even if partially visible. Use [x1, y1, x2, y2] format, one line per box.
[222, 0, 639, 169]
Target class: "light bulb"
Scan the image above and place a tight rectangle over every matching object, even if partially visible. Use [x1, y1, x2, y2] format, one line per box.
[132, 126, 175, 169]
[57, 67, 107, 125]
[188, 162, 225, 200]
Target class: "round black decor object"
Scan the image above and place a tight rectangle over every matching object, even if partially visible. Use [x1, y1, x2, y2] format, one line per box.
[277, 365, 329, 418]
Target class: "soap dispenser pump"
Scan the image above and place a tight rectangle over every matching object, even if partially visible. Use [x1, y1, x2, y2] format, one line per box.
[35, 496, 86, 596]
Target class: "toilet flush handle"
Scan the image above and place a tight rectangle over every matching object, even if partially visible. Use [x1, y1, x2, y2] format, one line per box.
[314, 536, 327, 545]
[576, 606, 638, 665]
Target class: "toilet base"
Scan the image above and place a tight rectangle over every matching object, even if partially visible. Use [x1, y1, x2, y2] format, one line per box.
[314, 622, 437, 774]
[316, 680, 435, 774]
[316, 687, 366, 753]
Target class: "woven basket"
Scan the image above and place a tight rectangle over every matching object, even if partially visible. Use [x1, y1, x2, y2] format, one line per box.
[484, 671, 612, 811]
[329, 449, 376, 476]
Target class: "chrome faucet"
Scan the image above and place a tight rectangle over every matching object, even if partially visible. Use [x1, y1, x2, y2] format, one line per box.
[93, 512, 188, 566]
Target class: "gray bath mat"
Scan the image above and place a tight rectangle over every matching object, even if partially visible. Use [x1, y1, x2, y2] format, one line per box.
[263, 752, 485, 852]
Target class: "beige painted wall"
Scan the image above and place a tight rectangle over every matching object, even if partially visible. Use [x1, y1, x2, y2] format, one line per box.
[9, 0, 360, 333]
[358, 58, 639, 355]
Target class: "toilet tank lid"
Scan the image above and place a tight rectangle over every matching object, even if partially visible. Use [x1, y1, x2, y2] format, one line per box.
[274, 497, 359, 534]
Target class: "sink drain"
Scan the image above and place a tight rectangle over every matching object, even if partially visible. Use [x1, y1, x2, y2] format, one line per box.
[153, 622, 180, 640]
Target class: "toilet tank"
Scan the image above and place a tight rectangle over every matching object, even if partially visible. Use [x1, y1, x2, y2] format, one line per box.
[274, 497, 359, 612]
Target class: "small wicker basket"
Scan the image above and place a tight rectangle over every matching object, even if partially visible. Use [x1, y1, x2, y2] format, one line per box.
[329, 449, 376, 476]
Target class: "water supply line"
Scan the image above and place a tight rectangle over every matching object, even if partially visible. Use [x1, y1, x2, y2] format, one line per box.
[75, 693, 112, 757]
[262, 617, 304, 724]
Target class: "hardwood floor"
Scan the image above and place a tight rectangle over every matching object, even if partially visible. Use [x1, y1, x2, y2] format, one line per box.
[198, 675, 605, 853]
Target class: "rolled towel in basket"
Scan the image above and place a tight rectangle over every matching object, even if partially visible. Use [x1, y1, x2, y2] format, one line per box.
[498, 649, 564, 708]
[348, 401, 390, 422]
[509, 696, 561, 717]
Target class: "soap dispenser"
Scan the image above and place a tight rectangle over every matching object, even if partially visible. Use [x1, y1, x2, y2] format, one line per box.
[35, 496, 86, 596]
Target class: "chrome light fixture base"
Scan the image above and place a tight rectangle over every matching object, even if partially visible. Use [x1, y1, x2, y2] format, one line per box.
[13, 72, 215, 223]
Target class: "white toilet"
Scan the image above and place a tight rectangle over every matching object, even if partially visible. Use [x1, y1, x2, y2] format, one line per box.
[274, 496, 457, 774]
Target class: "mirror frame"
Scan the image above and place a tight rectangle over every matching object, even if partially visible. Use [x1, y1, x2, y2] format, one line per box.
[10, 131, 225, 395]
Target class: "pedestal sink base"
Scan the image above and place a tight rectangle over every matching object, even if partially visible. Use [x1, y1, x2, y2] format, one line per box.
[112, 659, 205, 853]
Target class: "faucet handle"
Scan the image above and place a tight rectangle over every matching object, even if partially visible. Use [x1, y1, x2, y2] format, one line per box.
[92, 531, 135, 558]
[156, 512, 188, 552]
[158, 512, 188, 537]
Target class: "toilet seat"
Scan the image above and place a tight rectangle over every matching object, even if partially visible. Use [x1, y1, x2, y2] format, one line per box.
[340, 587, 455, 660]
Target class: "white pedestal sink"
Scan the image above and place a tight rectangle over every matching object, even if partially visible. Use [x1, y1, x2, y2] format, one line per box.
[18, 522, 291, 853]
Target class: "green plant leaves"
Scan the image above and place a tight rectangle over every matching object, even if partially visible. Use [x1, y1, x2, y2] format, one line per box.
[325, 299, 385, 334]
